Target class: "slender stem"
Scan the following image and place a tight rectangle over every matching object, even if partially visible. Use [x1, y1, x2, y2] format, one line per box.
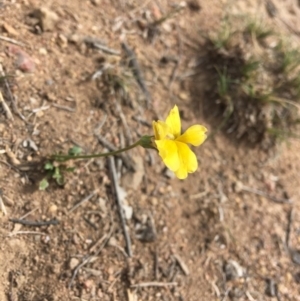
[52, 140, 141, 162]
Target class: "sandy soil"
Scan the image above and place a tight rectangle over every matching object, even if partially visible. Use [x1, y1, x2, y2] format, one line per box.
[0, 0, 300, 300]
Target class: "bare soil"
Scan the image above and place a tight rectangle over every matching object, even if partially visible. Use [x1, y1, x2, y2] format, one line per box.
[0, 0, 300, 300]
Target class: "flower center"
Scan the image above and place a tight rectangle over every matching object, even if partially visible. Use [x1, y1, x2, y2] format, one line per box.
[166, 133, 175, 140]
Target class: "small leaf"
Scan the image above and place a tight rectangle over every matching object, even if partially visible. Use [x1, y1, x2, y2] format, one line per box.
[52, 167, 61, 179]
[39, 178, 49, 190]
[55, 175, 64, 186]
[44, 162, 54, 170]
[68, 146, 82, 156]
[53, 167, 64, 186]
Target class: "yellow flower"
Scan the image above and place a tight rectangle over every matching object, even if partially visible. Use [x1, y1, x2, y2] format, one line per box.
[152, 105, 207, 179]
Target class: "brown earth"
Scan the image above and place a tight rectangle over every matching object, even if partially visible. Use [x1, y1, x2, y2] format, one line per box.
[0, 0, 300, 300]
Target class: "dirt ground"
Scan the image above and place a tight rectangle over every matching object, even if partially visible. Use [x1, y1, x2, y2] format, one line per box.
[1, 0, 300, 300]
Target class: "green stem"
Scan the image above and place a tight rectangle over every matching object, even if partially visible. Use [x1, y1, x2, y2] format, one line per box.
[52, 140, 142, 162]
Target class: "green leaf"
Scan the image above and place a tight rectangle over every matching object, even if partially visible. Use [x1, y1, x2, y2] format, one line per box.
[44, 162, 54, 170]
[55, 175, 64, 186]
[39, 178, 49, 190]
[68, 146, 82, 156]
[53, 167, 64, 186]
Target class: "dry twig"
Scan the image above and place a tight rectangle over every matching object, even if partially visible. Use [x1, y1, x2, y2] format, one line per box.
[0, 35, 25, 47]
[7, 231, 47, 237]
[122, 42, 151, 107]
[9, 218, 59, 226]
[240, 184, 291, 204]
[108, 156, 132, 257]
[0, 91, 13, 120]
[93, 43, 120, 56]
[0, 195, 7, 215]
[69, 190, 98, 213]
[130, 282, 177, 288]
[0, 64, 28, 122]
[113, 98, 132, 144]
[52, 103, 75, 112]
[286, 208, 294, 249]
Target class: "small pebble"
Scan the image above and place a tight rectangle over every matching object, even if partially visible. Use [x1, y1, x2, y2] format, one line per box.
[69, 257, 80, 270]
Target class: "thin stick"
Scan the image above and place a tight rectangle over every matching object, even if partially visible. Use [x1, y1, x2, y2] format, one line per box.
[241, 185, 292, 204]
[286, 208, 294, 249]
[94, 114, 107, 134]
[0, 196, 7, 215]
[7, 231, 47, 237]
[154, 250, 159, 280]
[113, 98, 132, 144]
[122, 42, 151, 107]
[52, 103, 76, 112]
[20, 208, 38, 220]
[93, 43, 120, 55]
[0, 64, 28, 122]
[69, 190, 98, 213]
[9, 218, 59, 226]
[132, 115, 151, 127]
[108, 156, 132, 257]
[130, 282, 178, 288]
[168, 24, 182, 93]
[0, 35, 25, 47]
[0, 91, 13, 120]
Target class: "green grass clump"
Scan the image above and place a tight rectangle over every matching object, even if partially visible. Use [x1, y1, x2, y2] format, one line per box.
[203, 16, 300, 146]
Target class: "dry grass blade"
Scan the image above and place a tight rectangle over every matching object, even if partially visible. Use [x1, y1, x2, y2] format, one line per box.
[0, 35, 25, 47]
[0, 91, 13, 120]
[108, 156, 132, 257]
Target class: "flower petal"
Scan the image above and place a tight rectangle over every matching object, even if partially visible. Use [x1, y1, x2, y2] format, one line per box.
[174, 141, 198, 179]
[165, 105, 181, 138]
[155, 139, 180, 172]
[152, 120, 169, 140]
[176, 125, 207, 146]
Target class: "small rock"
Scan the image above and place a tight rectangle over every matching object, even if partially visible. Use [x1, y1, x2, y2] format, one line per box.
[178, 91, 189, 101]
[0, 123, 5, 132]
[233, 181, 244, 193]
[123, 204, 133, 220]
[69, 258, 79, 270]
[2, 22, 19, 36]
[57, 33, 68, 48]
[48, 204, 58, 213]
[34, 7, 59, 31]
[39, 47, 48, 55]
[135, 214, 157, 242]
[291, 250, 300, 265]
[151, 197, 158, 206]
[7, 45, 35, 73]
[224, 260, 245, 281]
[35, 110, 44, 118]
[23, 138, 38, 151]
[45, 92, 57, 102]
[164, 168, 175, 179]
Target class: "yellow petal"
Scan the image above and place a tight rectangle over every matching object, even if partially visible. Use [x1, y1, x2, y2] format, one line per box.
[155, 139, 180, 172]
[174, 141, 198, 179]
[176, 125, 207, 146]
[152, 120, 169, 140]
[165, 105, 181, 138]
